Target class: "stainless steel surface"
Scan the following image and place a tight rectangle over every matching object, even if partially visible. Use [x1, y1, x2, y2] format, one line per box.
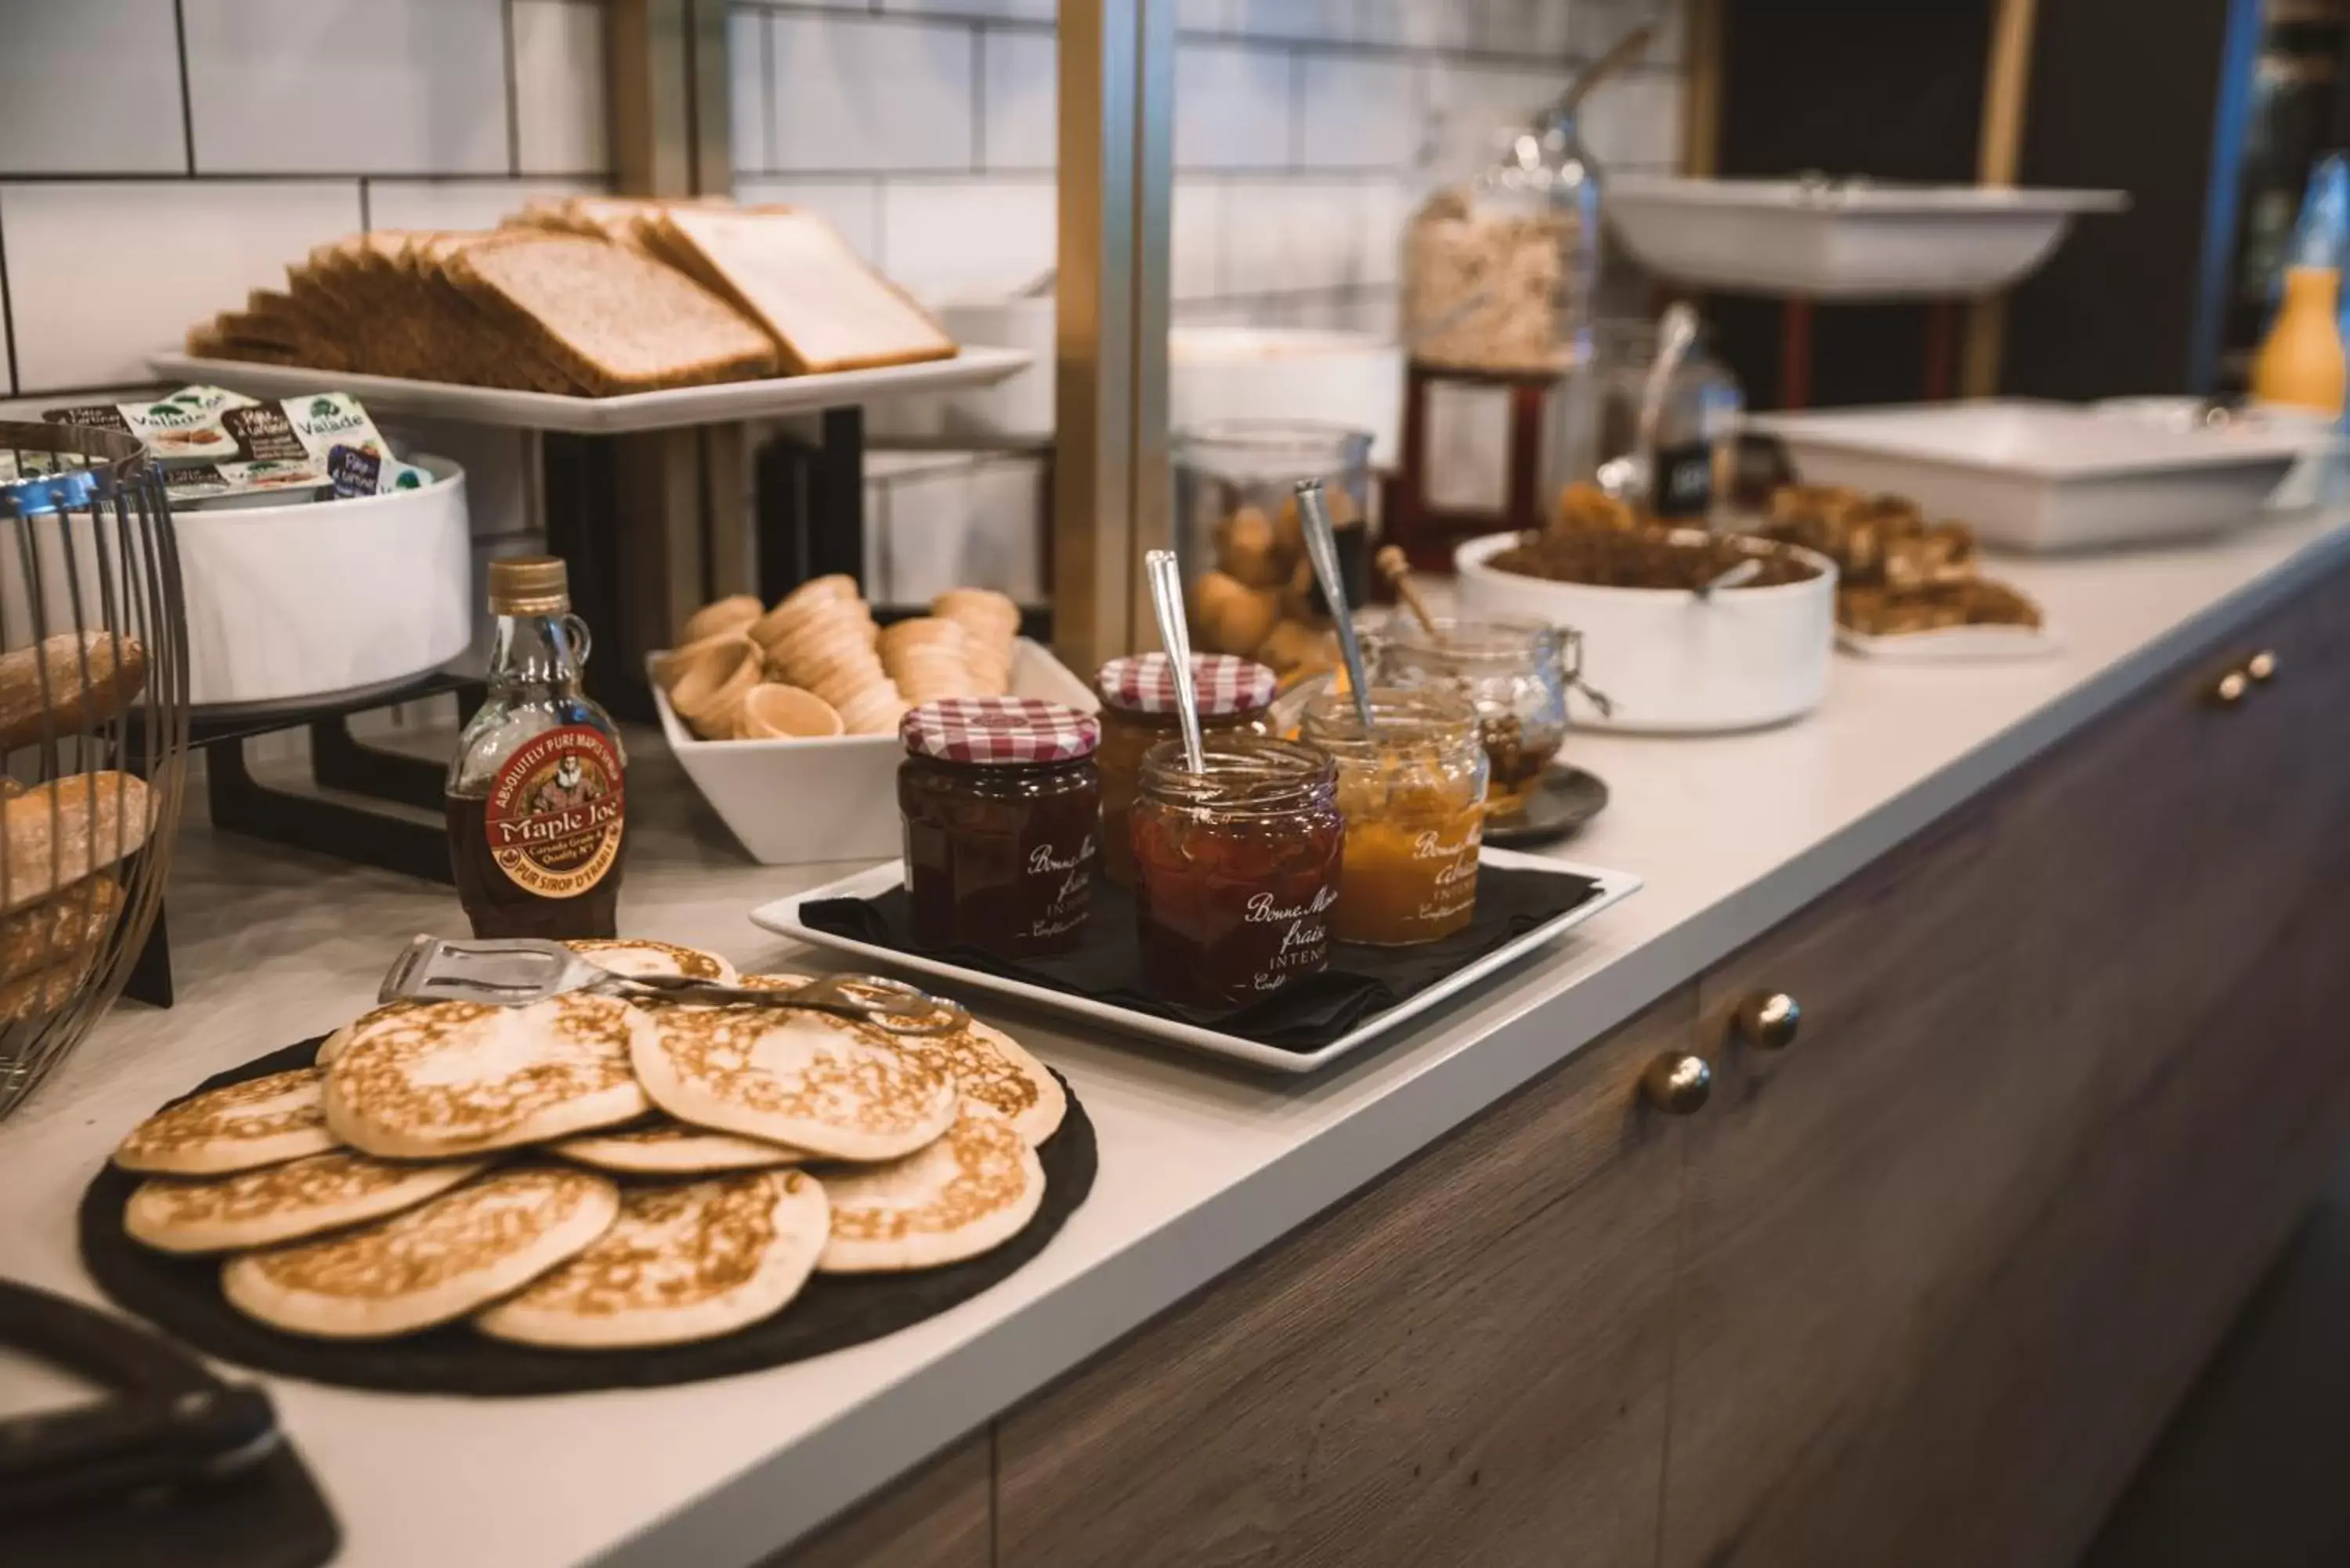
[1731, 991, 1802, 1050]
[1142, 549, 1206, 774]
[1054, 0, 1176, 673]
[1296, 479, 1376, 732]
[0, 421, 190, 1119]
[381, 935, 968, 1033]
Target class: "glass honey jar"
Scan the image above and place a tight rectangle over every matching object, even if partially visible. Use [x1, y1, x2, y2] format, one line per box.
[1094, 652, 1275, 887]
[1299, 688, 1488, 946]
[1130, 734, 1343, 1008]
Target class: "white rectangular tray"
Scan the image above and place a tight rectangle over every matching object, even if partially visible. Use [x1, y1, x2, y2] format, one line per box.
[1749, 399, 2308, 551]
[749, 851, 1642, 1074]
[146, 346, 1032, 434]
[653, 638, 1097, 865]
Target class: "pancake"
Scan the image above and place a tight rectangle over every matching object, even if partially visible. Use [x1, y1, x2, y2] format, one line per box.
[816, 1104, 1044, 1274]
[565, 938, 739, 986]
[323, 993, 652, 1159]
[125, 1151, 490, 1254]
[792, 977, 1063, 1146]
[475, 1169, 829, 1348]
[552, 1117, 811, 1175]
[631, 1003, 956, 1162]
[114, 1068, 338, 1176]
[221, 1165, 620, 1339]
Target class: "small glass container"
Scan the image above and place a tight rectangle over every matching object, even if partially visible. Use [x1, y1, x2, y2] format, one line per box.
[1094, 652, 1277, 887]
[1300, 688, 1490, 946]
[898, 697, 1101, 959]
[1130, 735, 1344, 1008]
[1372, 617, 1578, 816]
[1592, 319, 1745, 522]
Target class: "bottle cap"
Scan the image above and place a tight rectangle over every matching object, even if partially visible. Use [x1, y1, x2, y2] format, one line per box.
[488, 555, 570, 616]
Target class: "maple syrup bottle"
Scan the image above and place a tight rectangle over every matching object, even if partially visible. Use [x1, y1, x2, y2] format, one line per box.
[445, 557, 627, 938]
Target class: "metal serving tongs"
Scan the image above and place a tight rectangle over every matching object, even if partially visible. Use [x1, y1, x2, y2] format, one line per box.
[379, 936, 969, 1035]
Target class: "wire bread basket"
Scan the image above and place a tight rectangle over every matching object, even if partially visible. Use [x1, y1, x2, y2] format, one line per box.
[0, 421, 189, 1118]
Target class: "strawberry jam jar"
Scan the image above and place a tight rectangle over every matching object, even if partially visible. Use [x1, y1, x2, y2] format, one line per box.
[1130, 734, 1343, 1008]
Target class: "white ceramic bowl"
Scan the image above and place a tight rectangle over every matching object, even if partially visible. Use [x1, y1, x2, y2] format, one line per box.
[650, 637, 1099, 865]
[1453, 530, 1837, 734]
[0, 456, 471, 714]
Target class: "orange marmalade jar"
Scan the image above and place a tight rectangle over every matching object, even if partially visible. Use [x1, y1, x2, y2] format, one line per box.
[1300, 688, 1488, 945]
[1094, 652, 1275, 887]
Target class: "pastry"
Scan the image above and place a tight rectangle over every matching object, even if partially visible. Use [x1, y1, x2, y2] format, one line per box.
[553, 1117, 812, 1174]
[880, 618, 982, 704]
[733, 684, 841, 739]
[800, 978, 1065, 1146]
[564, 938, 739, 985]
[222, 1166, 620, 1339]
[631, 1001, 958, 1162]
[114, 1068, 338, 1176]
[666, 634, 765, 739]
[816, 1104, 1044, 1274]
[475, 1169, 828, 1349]
[323, 994, 653, 1158]
[0, 632, 148, 754]
[1, 772, 153, 916]
[679, 594, 762, 645]
[125, 1151, 489, 1254]
[0, 874, 123, 985]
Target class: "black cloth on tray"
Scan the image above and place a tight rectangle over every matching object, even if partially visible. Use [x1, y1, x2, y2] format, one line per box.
[797, 865, 1604, 1053]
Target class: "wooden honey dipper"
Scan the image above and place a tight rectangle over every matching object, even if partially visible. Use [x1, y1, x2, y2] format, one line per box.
[1375, 546, 1443, 640]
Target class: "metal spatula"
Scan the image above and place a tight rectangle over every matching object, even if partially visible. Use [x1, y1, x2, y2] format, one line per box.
[378, 936, 968, 1035]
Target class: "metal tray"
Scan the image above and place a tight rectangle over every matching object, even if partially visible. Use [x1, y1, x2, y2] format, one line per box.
[749, 850, 1641, 1075]
[146, 347, 1032, 434]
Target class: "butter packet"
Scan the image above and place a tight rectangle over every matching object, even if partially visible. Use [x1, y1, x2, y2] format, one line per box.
[43, 385, 257, 464]
[164, 457, 328, 508]
[220, 392, 392, 468]
[324, 443, 432, 499]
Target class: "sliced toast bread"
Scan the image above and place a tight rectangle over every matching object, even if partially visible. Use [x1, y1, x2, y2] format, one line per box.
[650, 206, 956, 375]
[448, 231, 778, 394]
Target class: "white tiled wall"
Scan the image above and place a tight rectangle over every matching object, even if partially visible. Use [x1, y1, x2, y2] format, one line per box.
[724, 0, 1689, 594]
[0, 0, 613, 402]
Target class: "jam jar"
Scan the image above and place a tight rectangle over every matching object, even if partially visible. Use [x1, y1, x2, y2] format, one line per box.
[898, 697, 1101, 959]
[1130, 735, 1343, 1008]
[1094, 652, 1275, 887]
[1300, 688, 1489, 946]
[1372, 616, 1578, 816]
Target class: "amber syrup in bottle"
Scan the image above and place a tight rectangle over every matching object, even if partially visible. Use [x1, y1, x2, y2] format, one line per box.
[445, 556, 627, 938]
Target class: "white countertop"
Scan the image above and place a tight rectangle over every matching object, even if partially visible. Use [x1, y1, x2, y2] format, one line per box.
[5, 508, 2348, 1567]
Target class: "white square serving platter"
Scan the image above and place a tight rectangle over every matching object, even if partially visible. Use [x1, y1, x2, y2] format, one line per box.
[749, 851, 1642, 1075]
[1750, 399, 2310, 551]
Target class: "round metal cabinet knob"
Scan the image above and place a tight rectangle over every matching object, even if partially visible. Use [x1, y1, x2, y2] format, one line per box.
[1732, 992, 1802, 1050]
[1642, 1053, 1712, 1115]
[2214, 669, 2250, 705]
[2247, 649, 2278, 683]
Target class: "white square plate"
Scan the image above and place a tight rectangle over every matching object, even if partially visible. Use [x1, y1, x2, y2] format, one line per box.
[1751, 399, 2309, 551]
[749, 851, 1642, 1075]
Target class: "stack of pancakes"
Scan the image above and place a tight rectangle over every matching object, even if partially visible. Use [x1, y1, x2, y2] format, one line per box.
[111, 939, 1062, 1349]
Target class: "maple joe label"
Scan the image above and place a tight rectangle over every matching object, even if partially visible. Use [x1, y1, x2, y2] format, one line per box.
[484, 726, 625, 898]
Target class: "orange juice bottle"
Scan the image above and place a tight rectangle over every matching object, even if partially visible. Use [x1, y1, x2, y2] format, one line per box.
[2254, 264, 2347, 416]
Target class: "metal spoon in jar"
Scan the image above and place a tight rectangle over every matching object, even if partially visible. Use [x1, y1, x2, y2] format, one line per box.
[1296, 479, 1378, 735]
[1143, 547, 1208, 775]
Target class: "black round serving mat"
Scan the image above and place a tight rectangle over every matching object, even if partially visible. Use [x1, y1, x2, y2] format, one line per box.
[1482, 766, 1610, 849]
[78, 1037, 1097, 1396]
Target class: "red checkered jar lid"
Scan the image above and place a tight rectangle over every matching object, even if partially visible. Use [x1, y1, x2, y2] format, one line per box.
[1094, 653, 1277, 717]
[900, 697, 1101, 765]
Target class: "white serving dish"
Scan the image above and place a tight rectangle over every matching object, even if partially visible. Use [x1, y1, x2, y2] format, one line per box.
[1750, 399, 2309, 551]
[0, 455, 471, 713]
[864, 320, 1407, 468]
[1606, 176, 2128, 299]
[1453, 531, 1837, 734]
[750, 850, 1641, 1074]
[651, 637, 1097, 865]
[146, 347, 1032, 435]
[2091, 396, 2347, 511]
[1170, 327, 1405, 470]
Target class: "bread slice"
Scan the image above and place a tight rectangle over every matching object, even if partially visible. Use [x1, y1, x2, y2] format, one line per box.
[404, 230, 584, 393]
[449, 232, 778, 394]
[652, 205, 957, 375]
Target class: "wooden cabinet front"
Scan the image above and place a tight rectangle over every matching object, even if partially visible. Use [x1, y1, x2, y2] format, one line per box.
[1661, 557, 2350, 1568]
[995, 991, 1700, 1568]
[767, 1435, 992, 1568]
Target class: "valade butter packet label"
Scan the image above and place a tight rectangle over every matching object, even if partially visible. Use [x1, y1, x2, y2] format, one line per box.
[223, 393, 391, 468]
[326, 443, 432, 499]
[42, 385, 258, 464]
